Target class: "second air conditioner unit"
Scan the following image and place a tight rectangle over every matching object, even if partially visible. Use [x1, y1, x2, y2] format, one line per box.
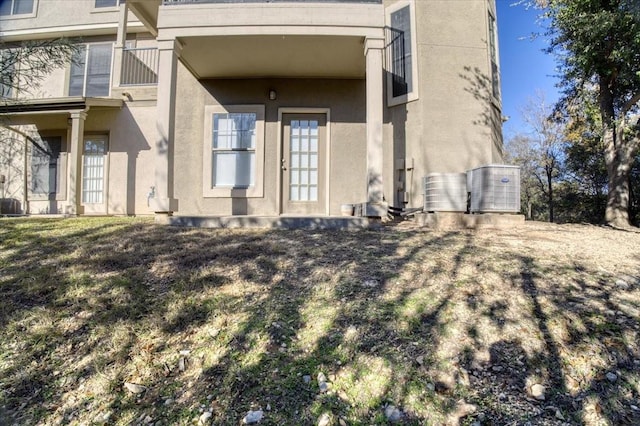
[468, 165, 520, 213]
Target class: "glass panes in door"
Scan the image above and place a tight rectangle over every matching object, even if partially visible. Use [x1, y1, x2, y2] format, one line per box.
[289, 119, 319, 201]
[82, 137, 106, 204]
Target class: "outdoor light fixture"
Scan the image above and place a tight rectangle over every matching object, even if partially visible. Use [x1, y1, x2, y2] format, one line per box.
[269, 89, 277, 100]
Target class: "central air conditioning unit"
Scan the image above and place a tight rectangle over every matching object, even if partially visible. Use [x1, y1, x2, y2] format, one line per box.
[423, 173, 468, 212]
[468, 165, 520, 213]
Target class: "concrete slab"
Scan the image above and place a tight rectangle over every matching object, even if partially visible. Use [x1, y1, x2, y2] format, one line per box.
[159, 215, 378, 230]
[415, 212, 525, 230]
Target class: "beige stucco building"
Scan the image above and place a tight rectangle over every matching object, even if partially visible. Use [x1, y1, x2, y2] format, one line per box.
[0, 0, 503, 219]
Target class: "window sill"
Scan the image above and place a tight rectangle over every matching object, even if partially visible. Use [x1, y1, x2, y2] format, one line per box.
[0, 12, 37, 20]
[91, 8, 119, 13]
[387, 91, 418, 108]
[29, 194, 66, 202]
[203, 186, 263, 198]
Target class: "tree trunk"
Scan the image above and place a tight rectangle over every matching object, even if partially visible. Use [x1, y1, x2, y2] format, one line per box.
[547, 167, 554, 223]
[600, 80, 633, 228]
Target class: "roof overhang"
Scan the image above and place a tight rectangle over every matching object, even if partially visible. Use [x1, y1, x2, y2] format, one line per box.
[128, 0, 162, 35]
[0, 97, 123, 115]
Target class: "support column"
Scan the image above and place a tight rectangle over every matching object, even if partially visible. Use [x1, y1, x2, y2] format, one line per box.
[149, 39, 181, 215]
[112, 1, 129, 88]
[66, 111, 87, 215]
[364, 37, 387, 216]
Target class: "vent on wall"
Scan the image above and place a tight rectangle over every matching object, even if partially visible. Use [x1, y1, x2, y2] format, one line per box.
[468, 165, 520, 213]
[423, 173, 468, 212]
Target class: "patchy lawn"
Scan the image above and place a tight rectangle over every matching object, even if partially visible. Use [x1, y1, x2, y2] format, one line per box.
[0, 217, 638, 426]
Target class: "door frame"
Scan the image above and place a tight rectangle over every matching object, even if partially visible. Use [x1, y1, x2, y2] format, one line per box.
[277, 108, 331, 216]
[80, 133, 110, 215]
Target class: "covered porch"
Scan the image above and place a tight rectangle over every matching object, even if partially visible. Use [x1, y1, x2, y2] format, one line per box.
[126, 0, 388, 217]
[0, 97, 123, 215]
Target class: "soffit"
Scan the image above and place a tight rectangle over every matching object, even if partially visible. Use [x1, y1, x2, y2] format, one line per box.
[179, 35, 367, 79]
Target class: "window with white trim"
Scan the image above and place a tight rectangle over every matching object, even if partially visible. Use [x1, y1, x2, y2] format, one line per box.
[386, 0, 418, 106]
[488, 12, 500, 100]
[0, 0, 35, 17]
[69, 43, 113, 97]
[203, 105, 265, 198]
[94, 0, 124, 8]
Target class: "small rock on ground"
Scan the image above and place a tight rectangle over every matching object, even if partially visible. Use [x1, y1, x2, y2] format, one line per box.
[530, 383, 545, 401]
[243, 410, 263, 424]
[198, 412, 212, 425]
[384, 405, 402, 423]
[317, 372, 329, 392]
[363, 279, 379, 287]
[317, 412, 332, 426]
[124, 382, 147, 394]
[616, 279, 630, 290]
[606, 372, 618, 382]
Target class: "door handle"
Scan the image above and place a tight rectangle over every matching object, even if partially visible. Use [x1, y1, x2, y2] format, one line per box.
[281, 158, 286, 171]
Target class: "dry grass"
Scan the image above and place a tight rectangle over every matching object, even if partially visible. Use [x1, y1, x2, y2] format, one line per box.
[0, 217, 639, 425]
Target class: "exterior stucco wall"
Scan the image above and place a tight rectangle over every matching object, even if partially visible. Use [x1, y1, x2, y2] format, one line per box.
[382, 0, 503, 209]
[172, 62, 367, 216]
[0, 128, 27, 214]
[82, 104, 157, 215]
[0, 0, 139, 40]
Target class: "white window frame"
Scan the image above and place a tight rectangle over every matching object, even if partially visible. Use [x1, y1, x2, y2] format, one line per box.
[202, 104, 265, 198]
[385, 0, 419, 107]
[68, 42, 114, 97]
[0, 0, 38, 20]
[92, 0, 123, 12]
[488, 10, 501, 103]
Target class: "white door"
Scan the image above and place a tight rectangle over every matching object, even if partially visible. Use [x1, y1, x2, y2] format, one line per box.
[281, 114, 327, 215]
[81, 135, 108, 214]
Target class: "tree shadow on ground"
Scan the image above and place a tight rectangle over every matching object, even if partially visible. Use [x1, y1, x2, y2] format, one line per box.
[0, 219, 638, 425]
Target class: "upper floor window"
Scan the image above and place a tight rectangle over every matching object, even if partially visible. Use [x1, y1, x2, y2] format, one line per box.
[69, 43, 113, 97]
[488, 12, 500, 100]
[386, 0, 418, 106]
[95, 0, 124, 8]
[0, 0, 34, 17]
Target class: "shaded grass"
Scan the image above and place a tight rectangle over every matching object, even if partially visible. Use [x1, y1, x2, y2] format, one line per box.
[0, 217, 638, 425]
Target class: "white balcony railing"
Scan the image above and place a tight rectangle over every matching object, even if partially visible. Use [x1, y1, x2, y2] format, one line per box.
[163, 0, 381, 4]
[120, 47, 158, 86]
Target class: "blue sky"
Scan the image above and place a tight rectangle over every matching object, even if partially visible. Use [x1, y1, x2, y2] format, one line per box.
[496, 1, 560, 138]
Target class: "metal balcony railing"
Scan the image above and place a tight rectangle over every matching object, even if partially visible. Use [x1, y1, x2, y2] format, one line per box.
[163, 0, 381, 4]
[121, 47, 158, 86]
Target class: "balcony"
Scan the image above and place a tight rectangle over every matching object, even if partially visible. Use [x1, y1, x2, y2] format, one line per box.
[120, 47, 158, 86]
[153, 0, 384, 79]
[163, 0, 381, 4]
